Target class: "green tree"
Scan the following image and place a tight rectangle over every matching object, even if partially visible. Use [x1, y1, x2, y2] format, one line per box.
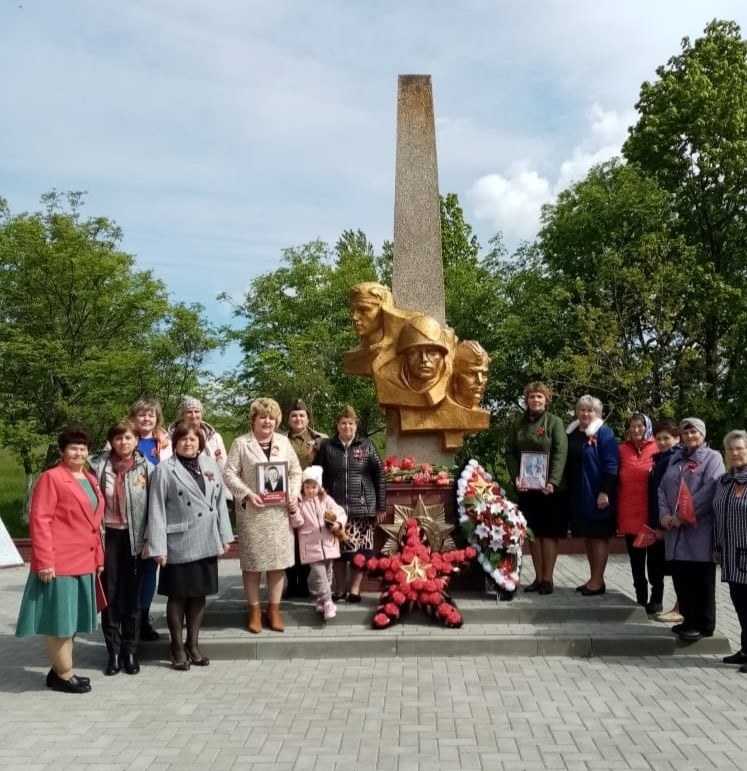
[220, 231, 382, 437]
[623, 19, 747, 432]
[0, 191, 220, 489]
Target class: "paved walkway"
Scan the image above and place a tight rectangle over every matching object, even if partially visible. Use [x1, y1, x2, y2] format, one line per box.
[1, 556, 746, 770]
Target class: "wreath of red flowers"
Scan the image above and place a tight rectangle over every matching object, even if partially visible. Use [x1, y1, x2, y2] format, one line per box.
[353, 518, 476, 629]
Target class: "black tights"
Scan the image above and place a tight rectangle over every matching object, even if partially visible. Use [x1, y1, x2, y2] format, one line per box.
[166, 596, 206, 663]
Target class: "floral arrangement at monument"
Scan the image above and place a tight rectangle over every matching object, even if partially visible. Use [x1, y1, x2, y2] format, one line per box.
[383, 454, 454, 486]
[353, 517, 476, 629]
[456, 459, 529, 592]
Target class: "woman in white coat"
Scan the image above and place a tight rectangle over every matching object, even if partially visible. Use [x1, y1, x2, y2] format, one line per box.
[224, 398, 302, 634]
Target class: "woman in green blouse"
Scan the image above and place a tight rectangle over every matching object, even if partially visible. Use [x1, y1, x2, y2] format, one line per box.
[505, 382, 568, 594]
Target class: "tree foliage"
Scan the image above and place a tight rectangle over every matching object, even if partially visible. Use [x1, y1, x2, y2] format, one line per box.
[622, 19, 747, 432]
[0, 191, 220, 476]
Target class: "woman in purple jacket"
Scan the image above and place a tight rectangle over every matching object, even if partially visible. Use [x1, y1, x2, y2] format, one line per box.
[658, 417, 724, 643]
[565, 395, 620, 596]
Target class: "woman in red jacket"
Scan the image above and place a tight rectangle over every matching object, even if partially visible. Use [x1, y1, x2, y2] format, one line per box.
[15, 426, 105, 693]
[617, 413, 662, 612]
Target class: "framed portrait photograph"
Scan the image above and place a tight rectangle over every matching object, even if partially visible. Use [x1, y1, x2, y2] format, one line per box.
[519, 452, 549, 490]
[257, 461, 288, 504]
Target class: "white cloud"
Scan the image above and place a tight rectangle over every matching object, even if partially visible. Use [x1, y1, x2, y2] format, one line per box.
[467, 103, 636, 247]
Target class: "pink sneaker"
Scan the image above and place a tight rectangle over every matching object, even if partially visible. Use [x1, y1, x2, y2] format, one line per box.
[315, 598, 325, 614]
[322, 600, 337, 620]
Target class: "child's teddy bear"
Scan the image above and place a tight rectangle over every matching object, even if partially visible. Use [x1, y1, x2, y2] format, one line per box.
[324, 511, 349, 541]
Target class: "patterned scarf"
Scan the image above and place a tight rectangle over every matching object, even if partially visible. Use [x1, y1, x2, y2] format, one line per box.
[111, 455, 135, 525]
[729, 466, 747, 485]
[177, 454, 201, 478]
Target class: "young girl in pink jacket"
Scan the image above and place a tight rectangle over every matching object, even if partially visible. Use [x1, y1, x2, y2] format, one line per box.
[290, 466, 347, 620]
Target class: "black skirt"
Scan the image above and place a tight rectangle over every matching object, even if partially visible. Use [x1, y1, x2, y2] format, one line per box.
[517, 491, 568, 539]
[157, 556, 219, 598]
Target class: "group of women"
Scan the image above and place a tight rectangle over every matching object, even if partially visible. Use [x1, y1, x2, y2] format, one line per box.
[16, 397, 233, 692]
[17, 382, 747, 693]
[507, 382, 747, 666]
[16, 395, 385, 692]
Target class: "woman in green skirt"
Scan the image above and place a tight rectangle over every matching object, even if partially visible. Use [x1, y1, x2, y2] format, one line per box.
[16, 426, 105, 693]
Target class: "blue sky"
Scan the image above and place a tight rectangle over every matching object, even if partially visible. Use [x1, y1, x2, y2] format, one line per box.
[2, 1, 746, 373]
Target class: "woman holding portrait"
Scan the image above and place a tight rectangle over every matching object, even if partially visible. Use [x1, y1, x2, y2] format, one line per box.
[146, 423, 233, 669]
[659, 418, 724, 643]
[16, 425, 104, 693]
[224, 398, 302, 634]
[714, 430, 747, 669]
[505, 382, 568, 595]
[565, 395, 620, 596]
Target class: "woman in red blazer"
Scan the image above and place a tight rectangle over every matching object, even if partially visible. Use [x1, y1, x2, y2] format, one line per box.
[16, 425, 105, 694]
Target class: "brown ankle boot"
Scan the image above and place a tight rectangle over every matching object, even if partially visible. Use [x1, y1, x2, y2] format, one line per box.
[247, 604, 262, 634]
[265, 603, 285, 632]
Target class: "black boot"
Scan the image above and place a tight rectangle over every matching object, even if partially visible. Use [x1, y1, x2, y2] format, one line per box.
[122, 651, 140, 675]
[105, 653, 121, 676]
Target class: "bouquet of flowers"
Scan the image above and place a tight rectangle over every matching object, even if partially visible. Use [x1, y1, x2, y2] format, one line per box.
[383, 454, 454, 486]
[456, 459, 529, 592]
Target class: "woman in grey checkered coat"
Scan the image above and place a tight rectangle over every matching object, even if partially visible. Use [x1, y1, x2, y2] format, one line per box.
[147, 423, 234, 670]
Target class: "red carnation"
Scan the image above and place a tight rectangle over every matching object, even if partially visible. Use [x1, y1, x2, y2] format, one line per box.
[407, 590, 418, 602]
[391, 590, 406, 606]
[464, 546, 477, 559]
[367, 557, 379, 572]
[352, 554, 366, 569]
[401, 456, 415, 470]
[384, 570, 395, 582]
[378, 557, 391, 570]
[384, 603, 400, 618]
[373, 613, 391, 628]
[436, 603, 451, 618]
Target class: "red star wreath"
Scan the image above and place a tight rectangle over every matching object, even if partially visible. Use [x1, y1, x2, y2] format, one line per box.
[353, 518, 476, 629]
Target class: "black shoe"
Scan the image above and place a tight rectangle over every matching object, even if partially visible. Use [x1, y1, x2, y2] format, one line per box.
[331, 592, 344, 602]
[538, 581, 554, 595]
[104, 654, 121, 676]
[739, 663, 747, 674]
[140, 617, 160, 642]
[671, 623, 685, 633]
[47, 668, 90, 687]
[498, 589, 515, 602]
[580, 584, 605, 596]
[645, 602, 664, 615]
[576, 583, 589, 592]
[122, 652, 140, 675]
[346, 593, 362, 603]
[723, 650, 747, 665]
[678, 628, 703, 643]
[523, 581, 541, 593]
[47, 670, 91, 694]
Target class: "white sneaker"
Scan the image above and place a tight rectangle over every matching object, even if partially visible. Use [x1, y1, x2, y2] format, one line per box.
[322, 600, 337, 620]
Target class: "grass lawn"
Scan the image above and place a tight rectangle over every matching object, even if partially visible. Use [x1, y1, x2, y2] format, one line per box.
[0, 448, 27, 539]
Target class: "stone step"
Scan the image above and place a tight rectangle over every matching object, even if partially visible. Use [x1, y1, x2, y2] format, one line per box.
[138, 587, 731, 661]
[200, 589, 651, 627]
[139, 623, 729, 661]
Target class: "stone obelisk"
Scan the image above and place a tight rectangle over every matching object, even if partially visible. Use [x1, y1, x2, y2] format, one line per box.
[387, 75, 452, 464]
[392, 75, 445, 324]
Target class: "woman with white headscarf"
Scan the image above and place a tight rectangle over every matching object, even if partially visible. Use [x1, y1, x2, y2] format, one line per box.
[658, 417, 724, 643]
[565, 395, 619, 596]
